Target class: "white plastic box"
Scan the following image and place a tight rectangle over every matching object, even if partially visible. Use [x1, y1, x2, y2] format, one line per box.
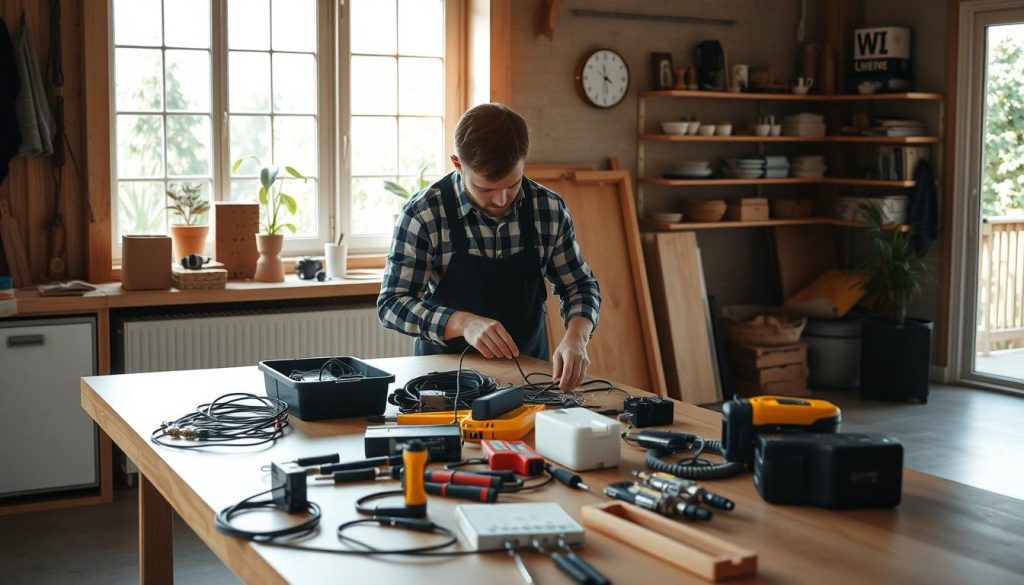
[534, 408, 621, 471]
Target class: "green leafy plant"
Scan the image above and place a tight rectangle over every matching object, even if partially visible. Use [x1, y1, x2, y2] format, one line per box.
[165, 183, 210, 225]
[859, 204, 929, 326]
[232, 156, 307, 235]
[383, 164, 431, 200]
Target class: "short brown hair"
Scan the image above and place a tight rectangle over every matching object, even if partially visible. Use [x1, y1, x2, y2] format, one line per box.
[454, 103, 529, 180]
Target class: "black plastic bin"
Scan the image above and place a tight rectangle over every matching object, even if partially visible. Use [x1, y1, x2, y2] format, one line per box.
[258, 356, 395, 420]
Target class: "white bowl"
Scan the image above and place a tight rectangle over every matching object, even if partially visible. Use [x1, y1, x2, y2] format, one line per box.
[697, 124, 717, 136]
[687, 121, 701, 135]
[754, 124, 771, 136]
[661, 121, 689, 135]
[716, 124, 733, 136]
[647, 212, 684, 223]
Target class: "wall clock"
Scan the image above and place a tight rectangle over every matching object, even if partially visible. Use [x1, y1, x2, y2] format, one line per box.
[574, 48, 630, 108]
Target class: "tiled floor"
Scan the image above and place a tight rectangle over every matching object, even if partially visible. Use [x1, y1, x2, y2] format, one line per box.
[1, 383, 1021, 585]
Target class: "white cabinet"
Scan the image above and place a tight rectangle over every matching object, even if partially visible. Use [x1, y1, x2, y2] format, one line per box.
[0, 317, 98, 497]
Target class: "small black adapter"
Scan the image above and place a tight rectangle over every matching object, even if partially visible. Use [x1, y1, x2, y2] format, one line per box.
[471, 386, 523, 420]
[622, 396, 675, 428]
[271, 461, 308, 513]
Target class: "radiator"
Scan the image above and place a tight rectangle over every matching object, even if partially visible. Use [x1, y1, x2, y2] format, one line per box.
[121, 304, 414, 374]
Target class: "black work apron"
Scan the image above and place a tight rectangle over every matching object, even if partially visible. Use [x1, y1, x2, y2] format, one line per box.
[414, 175, 549, 359]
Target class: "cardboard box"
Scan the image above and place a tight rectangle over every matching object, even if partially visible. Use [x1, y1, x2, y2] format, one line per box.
[728, 342, 807, 371]
[172, 261, 228, 290]
[212, 202, 259, 279]
[725, 198, 769, 222]
[122, 235, 172, 291]
[733, 376, 810, 398]
[732, 362, 808, 385]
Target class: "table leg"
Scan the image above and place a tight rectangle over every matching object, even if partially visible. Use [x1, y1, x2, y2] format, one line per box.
[139, 473, 173, 585]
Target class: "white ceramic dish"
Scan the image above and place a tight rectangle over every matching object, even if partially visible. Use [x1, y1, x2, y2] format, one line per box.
[647, 212, 685, 223]
[661, 121, 689, 135]
[697, 124, 717, 136]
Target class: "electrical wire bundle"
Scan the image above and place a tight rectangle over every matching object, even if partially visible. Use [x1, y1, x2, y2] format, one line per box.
[388, 368, 500, 413]
[287, 357, 364, 382]
[623, 430, 744, 480]
[151, 392, 289, 449]
[510, 357, 631, 409]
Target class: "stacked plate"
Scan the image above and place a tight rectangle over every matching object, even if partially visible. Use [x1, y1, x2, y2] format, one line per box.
[763, 155, 790, 179]
[646, 211, 685, 223]
[726, 156, 765, 179]
[782, 113, 826, 137]
[791, 155, 827, 178]
[665, 161, 713, 179]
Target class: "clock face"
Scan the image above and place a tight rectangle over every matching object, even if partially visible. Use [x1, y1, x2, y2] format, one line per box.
[576, 49, 630, 108]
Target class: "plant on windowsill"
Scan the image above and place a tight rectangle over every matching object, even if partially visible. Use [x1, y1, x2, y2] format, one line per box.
[857, 203, 932, 404]
[383, 164, 431, 225]
[166, 183, 211, 261]
[233, 156, 308, 283]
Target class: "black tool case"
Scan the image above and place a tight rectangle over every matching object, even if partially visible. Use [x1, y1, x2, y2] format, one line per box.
[259, 356, 395, 420]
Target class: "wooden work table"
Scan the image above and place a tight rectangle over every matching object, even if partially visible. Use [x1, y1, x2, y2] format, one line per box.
[81, 356, 1024, 585]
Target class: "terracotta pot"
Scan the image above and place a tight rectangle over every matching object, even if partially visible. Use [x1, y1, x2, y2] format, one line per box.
[254, 233, 285, 282]
[169, 224, 209, 261]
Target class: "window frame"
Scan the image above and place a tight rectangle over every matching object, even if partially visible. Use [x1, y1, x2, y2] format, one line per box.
[109, 0, 336, 262]
[338, 0, 465, 254]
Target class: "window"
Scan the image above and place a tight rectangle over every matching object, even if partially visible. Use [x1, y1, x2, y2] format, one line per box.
[111, 0, 330, 258]
[344, 0, 450, 251]
[111, 0, 458, 259]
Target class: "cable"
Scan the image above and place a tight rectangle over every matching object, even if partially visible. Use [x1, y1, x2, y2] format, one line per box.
[388, 353, 498, 414]
[509, 356, 630, 409]
[641, 438, 744, 480]
[151, 393, 289, 450]
[335, 518, 458, 554]
[214, 489, 321, 542]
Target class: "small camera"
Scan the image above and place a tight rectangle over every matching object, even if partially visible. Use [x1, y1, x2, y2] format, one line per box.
[622, 396, 675, 428]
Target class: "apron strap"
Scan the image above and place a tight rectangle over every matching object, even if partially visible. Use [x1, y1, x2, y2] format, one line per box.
[437, 174, 469, 253]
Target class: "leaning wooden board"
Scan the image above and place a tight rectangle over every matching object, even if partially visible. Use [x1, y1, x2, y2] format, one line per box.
[642, 231, 721, 403]
[528, 166, 666, 396]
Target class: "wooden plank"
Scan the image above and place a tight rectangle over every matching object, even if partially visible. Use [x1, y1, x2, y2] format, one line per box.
[642, 232, 720, 403]
[773, 225, 837, 300]
[82, 0, 113, 283]
[640, 134, 941, 144]
[489, 0, 512, 104]
[0, 200, 33, 287]
[639, 89, 944, 101]
[531, 166, 666, 396]
[139, 474, 173, 585]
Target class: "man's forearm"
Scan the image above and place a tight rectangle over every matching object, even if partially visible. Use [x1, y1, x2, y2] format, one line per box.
[565, 315, 594, 342]
[443, 310, 469, 341]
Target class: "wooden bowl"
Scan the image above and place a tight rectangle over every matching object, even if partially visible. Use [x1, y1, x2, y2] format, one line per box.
[683, 199, 727, 223]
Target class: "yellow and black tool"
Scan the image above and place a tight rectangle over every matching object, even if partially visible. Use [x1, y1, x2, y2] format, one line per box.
[721, 396, 841, 465]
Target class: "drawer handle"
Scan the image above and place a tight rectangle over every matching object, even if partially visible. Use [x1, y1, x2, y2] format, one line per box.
[6, 334, 45, 348]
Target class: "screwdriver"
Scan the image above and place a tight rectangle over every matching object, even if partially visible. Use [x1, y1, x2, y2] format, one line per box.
[546, 464, 589, 491]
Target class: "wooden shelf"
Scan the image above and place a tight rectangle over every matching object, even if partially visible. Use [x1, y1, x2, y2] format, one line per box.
[642, 217, 900, 231]
[642, 177, 916, 188]
[640, 89, 944, 101]
[641, 134, 941, 144]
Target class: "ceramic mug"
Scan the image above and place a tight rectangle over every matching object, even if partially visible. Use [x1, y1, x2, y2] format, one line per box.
[792, 77, 814, 94]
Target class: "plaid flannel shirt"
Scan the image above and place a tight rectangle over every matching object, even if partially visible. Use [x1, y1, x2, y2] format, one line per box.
[377, 172, 601, 346]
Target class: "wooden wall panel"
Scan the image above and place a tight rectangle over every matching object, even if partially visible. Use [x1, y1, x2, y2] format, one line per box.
[0, 0, 87, 284]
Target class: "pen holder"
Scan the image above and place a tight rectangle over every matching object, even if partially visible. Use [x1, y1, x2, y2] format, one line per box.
[324, 243, 347, 279]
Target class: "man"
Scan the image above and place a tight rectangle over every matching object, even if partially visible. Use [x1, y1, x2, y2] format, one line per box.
[377, 103, 601, 391]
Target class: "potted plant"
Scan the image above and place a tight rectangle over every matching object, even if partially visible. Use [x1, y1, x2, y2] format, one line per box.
[166, 183, 210, 261]
[233, 156, 307, 282]
[383, 164, 431, 224]
[858, 204, 932, 403]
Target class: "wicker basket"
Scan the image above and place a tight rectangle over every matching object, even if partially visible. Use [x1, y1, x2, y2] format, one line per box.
[721, 305, 807, 346]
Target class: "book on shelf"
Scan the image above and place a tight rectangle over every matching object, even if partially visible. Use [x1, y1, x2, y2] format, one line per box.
[877, 146, 930, 180]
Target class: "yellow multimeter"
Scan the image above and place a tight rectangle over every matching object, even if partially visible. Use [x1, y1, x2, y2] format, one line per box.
[721, 395, 841, 465]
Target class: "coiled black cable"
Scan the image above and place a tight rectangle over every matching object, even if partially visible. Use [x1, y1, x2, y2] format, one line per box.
[151, 393, 289, 449]
[388, 368, 499, 413]
[644, 440, 744, 480]
[214, 488, 321, 541]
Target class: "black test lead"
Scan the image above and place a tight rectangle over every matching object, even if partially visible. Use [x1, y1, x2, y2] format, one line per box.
[546, 464, 590, 491]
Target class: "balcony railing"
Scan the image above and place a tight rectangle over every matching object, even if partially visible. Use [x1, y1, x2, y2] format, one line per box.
[978, 217, 1024, 355]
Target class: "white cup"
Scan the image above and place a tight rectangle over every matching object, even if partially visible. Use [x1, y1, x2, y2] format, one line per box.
[770, 124, 782, 136]
[754, 124, 771, 136]
[687, 121, 701, 135]
[716, 123, 733, 136]
[324, 243, 348, 280]
[792, 77, 814, 94]
[697, 124, 716, 136]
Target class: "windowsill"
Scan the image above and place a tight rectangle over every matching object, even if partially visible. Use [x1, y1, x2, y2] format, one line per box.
[109, 254, 386, 282]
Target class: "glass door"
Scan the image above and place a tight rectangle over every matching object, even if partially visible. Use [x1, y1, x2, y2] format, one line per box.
[961, 6, 1024, 390]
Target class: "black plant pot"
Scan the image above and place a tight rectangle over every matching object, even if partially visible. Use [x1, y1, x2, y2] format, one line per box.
[860, 317, 932, 403]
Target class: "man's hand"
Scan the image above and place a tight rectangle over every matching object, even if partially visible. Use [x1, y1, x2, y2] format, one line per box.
[552, 317, 594, 391]
[445, 311, 519, 359]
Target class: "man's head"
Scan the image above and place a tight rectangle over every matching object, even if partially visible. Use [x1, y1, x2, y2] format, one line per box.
[451, 103, 529, 218]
